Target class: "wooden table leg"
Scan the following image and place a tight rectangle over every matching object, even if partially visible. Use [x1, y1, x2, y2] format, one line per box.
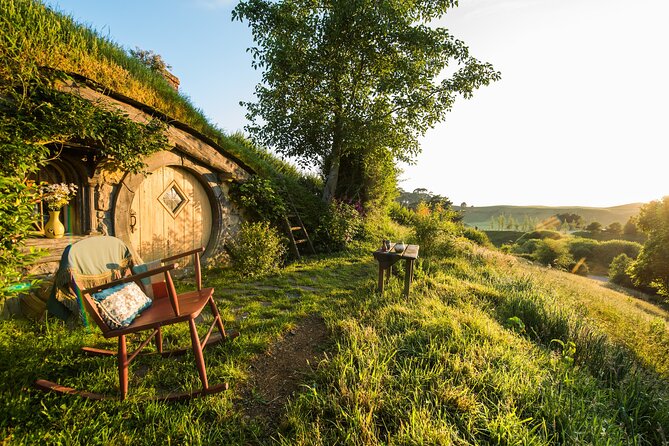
[403, 259, 414, 297]
[378, 266, 385, 294]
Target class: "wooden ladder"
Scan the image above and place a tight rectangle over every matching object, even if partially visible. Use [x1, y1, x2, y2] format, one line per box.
[283, 202, 316, 261]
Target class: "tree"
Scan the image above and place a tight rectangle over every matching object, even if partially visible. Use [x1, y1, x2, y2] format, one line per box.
[629, 197, 669, 296]
[233, 0, 500, 205]
[556, 213, 584, 229]
[623, 217, 639, 236]
[605, 221, 622, 236]
[586, 221, 602, 232]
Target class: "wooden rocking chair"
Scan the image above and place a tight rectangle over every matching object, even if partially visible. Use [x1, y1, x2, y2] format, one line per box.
[36, 239, 237, 401]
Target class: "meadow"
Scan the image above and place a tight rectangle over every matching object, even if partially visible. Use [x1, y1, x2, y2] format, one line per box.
[2, 223, 668, 445]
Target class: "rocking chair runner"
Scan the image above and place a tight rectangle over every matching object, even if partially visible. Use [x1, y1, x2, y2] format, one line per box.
[35, 238, 237, 401]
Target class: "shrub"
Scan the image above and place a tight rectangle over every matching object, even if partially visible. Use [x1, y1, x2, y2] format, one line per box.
[609, 254, 635, 288]
[412, 214, 459, 257]
[568, 238, 598, 262]
[388, 201, 417, 226]
[462, 227, 491, 247]
[593, 240, 642, 267]
[534, 239, 573, 270]
[229, 176, 286, 223]
[228, 221, 286, 277]
[318, 200, 363, 250]
[512, 239, 541, 255]
[523, 230, 563, 240]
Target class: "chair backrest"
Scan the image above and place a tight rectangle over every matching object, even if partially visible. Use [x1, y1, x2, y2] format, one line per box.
[67, 236, 133, 279]
[50, 236, 133, 321]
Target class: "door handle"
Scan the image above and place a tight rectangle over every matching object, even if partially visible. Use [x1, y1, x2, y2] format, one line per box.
[129, 210, 137, 233]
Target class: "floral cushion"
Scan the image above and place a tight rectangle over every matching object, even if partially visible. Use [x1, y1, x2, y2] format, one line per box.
[92, 282, 152, 329]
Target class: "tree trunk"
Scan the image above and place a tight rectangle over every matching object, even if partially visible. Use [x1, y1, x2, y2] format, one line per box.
[321, 152, 340, 203]
[322, 109, 343, 203]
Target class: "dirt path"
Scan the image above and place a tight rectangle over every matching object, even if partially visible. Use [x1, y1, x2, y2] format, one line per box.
[236, 314, 330, 430]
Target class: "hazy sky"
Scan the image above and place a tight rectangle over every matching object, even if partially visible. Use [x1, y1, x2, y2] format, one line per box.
[43, 0, 669, 207]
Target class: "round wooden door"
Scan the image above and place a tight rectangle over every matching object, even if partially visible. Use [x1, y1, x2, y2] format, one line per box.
[129, 166, 212, 263]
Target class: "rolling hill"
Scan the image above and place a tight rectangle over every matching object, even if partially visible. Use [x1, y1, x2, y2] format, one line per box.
[456, 203, 643, 230]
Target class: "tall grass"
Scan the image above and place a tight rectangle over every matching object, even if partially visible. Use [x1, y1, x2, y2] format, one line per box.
[2, 229, 669, 444]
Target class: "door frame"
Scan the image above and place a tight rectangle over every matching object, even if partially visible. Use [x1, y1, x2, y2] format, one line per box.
[113, 151, 222, 264]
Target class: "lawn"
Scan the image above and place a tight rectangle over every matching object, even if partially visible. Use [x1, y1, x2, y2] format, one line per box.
[2, 238, 669, 445]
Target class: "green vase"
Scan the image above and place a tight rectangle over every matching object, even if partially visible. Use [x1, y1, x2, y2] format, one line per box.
[45, 210, 65, 239]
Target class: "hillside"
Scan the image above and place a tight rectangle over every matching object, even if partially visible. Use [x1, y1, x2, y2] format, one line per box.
[3, 231, 668, 444]
[457, 203, 643, 230]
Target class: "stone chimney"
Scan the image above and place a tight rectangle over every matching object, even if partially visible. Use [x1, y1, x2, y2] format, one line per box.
[162, 70, 180, 91]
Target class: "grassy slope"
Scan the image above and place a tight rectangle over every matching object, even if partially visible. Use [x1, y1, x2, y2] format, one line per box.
[2, 225, 668, 445]
[458, 204, 643, 230]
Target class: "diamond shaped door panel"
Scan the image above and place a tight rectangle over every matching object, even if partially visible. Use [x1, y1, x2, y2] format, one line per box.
[129, 166, 212, 263]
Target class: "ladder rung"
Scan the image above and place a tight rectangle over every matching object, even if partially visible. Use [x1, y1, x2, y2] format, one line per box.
[294, 239, 308, 244]
[290, 226, 302, 231]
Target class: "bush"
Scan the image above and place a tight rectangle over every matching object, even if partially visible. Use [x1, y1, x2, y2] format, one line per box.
[318, 200, 363, 250]
[462, 227, 491, 247]
[412, 214, 459, 257]
[229, 176, 286, 223]
[229, 221, 286, 278]
[534, 239, 573, 270]
[523, 230, 563, 240]
[388, 201, 417, 226]
[567, 238, 598, 262]
[609, 254, 635, 288]
[593, 240, 642, 267]
[512, 239, 542, 255]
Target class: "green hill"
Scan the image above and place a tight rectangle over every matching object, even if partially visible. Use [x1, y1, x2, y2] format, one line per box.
[457, 203, 643, 230]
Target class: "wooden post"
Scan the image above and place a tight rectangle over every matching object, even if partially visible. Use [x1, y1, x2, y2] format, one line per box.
[378, 266, 385, 294]
[403, 259, 414, 297]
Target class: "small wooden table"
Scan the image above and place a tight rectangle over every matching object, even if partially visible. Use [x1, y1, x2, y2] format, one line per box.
[373, 243, 419, 297]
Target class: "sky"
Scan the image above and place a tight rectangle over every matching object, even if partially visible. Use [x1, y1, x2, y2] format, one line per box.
[43, 0, 669, 207]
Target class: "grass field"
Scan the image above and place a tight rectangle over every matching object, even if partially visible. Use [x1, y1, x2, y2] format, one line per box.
[2, 230, 668, 445]
[458, 203, 643, 230]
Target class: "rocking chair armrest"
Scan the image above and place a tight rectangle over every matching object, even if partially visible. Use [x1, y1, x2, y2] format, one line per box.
[161, 247, 205, 263]
[83, 263, 178, 295]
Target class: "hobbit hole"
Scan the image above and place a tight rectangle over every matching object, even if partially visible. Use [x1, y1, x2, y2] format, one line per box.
[27, 76, 252, 275]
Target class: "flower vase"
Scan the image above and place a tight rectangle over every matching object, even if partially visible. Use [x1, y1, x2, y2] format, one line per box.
[45, 209, 65, 239]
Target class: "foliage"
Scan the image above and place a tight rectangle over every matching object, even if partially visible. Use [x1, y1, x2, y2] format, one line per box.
[629, 196, 669, 296]
[388, 201, 418, 226]
[556, 212, 584, 229]
[462, 226, 491, 247]
[609, 254, 635, 288]
[623, 217, 639, 236]
[228, 221, 287, 278]
[592, 240, 641, 267]
[604, 221, 622, 236]
[129, 47, 172, 75]
[0, 179, 44, 300]
[586, 221, 602, 232]
[317, 200, 363, 250]
[229, 175, 287, 223]
[233, 0, 500, 204]
[522, 230, 563, 240]
[534, 239, 573, 270]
